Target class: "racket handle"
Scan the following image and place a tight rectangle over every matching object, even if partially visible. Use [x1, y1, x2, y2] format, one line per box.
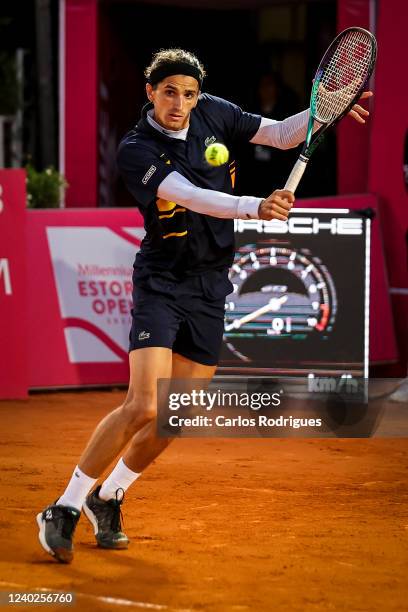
[284, 157, 308, 194]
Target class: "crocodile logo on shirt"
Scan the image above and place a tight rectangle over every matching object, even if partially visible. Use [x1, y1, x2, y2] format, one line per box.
[205, 136, 216, 147]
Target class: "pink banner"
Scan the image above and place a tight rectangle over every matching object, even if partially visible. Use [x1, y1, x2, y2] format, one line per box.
[64, 0, 98, 207]
[367, 0, 408, 372]
[0, 170, 28, 399]
[337, 0, 371, 195]
[27, 209, 144, 388]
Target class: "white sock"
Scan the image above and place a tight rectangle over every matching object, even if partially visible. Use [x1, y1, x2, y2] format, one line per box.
[99, 458, 141, 501]
[57, 465, 97, 512]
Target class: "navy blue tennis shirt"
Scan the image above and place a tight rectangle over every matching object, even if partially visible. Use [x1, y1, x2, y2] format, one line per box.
[117, 93, 261, 293]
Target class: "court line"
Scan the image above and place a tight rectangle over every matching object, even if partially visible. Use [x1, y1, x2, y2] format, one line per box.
[0, 582, 192, 611]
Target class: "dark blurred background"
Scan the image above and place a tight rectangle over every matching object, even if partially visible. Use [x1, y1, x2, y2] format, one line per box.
[0, 0, 337, 205]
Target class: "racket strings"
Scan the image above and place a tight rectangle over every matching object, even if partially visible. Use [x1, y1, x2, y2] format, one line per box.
[314, 30, 374, 123]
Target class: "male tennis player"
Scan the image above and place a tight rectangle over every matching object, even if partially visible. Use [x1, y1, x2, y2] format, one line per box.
[37, 49, 371, 563]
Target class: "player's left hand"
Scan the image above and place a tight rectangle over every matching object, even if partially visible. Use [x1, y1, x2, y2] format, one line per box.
[348, 90, 373, 124]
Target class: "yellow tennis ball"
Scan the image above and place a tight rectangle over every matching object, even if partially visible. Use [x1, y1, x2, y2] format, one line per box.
[205, 143, 229, 167]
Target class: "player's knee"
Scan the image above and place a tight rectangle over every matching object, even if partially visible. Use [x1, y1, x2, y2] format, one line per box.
[121, 391, 156, 431]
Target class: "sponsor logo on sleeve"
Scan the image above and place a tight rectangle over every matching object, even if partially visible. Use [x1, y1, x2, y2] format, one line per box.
[142, 165, 157, 185]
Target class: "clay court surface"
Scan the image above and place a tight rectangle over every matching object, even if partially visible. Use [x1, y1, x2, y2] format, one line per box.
[0, 391, 407, 612]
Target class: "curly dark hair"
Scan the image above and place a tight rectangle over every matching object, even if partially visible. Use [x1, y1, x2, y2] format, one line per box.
[144, 48, 206, 84]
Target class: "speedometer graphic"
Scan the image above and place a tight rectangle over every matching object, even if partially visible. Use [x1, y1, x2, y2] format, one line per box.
[224, 241, 337, 362]
[219, 209, 369, 376]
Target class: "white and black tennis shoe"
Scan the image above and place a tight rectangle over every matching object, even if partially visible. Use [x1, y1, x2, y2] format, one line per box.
[36, 503, 80, 563]
[83, 486, 129, 549]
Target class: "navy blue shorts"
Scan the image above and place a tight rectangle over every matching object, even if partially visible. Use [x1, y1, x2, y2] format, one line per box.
[129, 271, 232, 366]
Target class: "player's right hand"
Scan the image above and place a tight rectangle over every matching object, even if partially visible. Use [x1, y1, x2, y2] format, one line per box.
[258, 189, 295, 221]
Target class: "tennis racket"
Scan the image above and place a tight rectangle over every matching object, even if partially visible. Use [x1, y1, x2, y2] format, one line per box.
[284, 27, 377, 193]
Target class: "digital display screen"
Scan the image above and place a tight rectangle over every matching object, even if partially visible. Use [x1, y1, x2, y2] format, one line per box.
[218, 209, 369, 376]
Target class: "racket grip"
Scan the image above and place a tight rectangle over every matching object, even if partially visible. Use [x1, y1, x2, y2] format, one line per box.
[284, 157, 308, 194]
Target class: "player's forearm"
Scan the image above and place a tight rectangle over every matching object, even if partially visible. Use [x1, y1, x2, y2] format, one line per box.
[158, 171, 262, 220]
[250, 109, 318, 150]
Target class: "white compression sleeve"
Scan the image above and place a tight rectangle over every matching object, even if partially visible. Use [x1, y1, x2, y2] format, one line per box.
[157, 171, 263, 220]
[250, 109, 318, 150]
